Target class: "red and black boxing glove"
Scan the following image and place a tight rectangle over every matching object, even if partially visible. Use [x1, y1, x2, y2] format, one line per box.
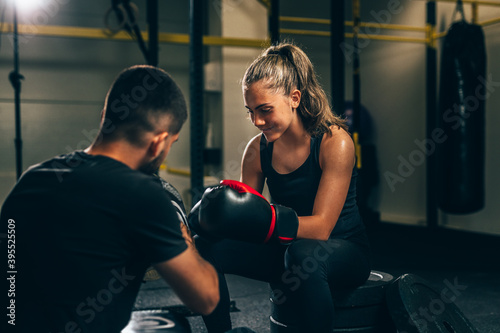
[187, 198, 222, 243]
[189, 180, 298, 245]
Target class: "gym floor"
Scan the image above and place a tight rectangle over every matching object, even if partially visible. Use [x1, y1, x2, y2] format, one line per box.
[133, 223, 500, 333]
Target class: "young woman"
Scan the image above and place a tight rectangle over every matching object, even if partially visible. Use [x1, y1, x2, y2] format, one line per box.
[194, 42, 371, 333]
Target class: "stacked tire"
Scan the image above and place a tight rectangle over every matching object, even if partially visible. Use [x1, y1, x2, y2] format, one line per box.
[269, 271, 396, 333]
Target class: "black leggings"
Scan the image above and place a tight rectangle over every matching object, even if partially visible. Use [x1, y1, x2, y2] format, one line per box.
[196, 235, 371, 333]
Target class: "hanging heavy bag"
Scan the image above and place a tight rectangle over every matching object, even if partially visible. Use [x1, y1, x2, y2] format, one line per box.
[437, 3, 486, 214]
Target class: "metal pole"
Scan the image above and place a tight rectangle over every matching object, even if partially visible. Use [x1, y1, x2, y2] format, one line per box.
[330, 0, 345, 116]
[189, 0, 204, 205]
[9, 3, 24, 180]
[426, 1, 438, 228]
[269, 0, 280, 44]
[352, 0, 362, 169]
[147, 0, 159, 66]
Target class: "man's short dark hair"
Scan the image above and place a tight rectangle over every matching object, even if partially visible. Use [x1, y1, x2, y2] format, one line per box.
[102, 65, 187, 146]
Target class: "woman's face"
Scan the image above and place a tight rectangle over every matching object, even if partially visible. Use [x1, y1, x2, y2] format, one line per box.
[243, 80, 300, 142]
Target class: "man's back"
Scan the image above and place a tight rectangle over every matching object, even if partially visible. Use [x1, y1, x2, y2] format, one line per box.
[1, 151, 187, 333]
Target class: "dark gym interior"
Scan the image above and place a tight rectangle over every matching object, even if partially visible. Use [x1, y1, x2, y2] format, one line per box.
[1, 1, 500, 332]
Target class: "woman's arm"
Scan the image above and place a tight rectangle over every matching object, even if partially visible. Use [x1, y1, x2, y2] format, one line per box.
[240, 134, 265, 193]
[296, 127, 356, 241]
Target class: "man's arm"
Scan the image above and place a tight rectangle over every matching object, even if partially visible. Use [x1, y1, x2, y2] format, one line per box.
[153, 223, 219, 316]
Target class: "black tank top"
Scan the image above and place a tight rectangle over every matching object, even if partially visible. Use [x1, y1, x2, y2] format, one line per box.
[260, 134, 365, 239]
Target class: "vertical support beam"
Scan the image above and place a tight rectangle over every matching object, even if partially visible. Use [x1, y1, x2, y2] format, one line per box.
[426, 1, 438, 229]
[471, 2, 479, 24]
[352, 0, 362, 170]
[189, 0, 205, 205]
[10, 3, 23, 180]
[269, 0, 280, 44]
[330, 0, 345, 117]
[147, 0, 159, 66]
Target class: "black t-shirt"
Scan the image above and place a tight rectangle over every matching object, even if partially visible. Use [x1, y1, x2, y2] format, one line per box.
[1, 151, 187, 333]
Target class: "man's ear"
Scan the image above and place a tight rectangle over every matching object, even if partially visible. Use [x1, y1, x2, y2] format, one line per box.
[149, 131, 169, 158]
[290, 89, 301, 109]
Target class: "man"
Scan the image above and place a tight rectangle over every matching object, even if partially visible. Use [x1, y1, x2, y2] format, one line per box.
[1, 65, 219, 333]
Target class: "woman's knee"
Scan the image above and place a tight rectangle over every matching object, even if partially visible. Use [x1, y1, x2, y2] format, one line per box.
[284, 239, 334, 272]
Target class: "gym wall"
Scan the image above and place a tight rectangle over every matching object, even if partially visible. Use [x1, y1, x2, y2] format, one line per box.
[0, 0, 499, 236]
[0, 1, 192, 200]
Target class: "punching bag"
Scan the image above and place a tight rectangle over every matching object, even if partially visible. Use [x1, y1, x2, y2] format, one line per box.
[437, 16, 486, 214]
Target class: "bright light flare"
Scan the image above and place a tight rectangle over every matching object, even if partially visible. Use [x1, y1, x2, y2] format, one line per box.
[11, 0, 46, 13]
